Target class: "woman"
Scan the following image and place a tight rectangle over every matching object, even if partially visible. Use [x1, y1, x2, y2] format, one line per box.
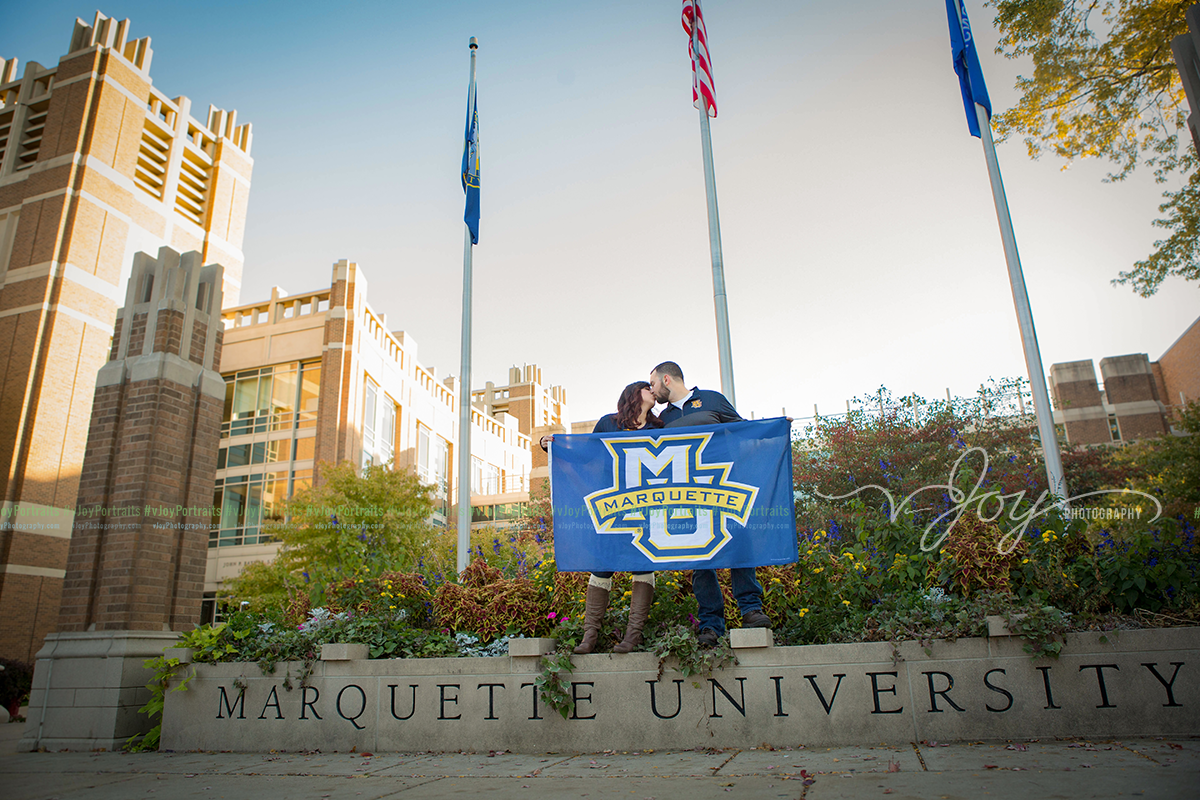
[574, 380, 663, 654]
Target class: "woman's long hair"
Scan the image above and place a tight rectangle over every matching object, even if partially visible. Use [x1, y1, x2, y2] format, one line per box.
[615, 381, 663, 431]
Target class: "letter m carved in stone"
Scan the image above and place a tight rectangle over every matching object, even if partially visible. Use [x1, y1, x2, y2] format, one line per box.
[217, 685, 246, 719]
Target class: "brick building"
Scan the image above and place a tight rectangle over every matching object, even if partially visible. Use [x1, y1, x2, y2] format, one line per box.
[1048, 314, 1199, 446]
[473, 364, 569, 437]
[204, 261, 558, 616]
[1152, 314, 1200, 413]
[0, 13, 252, 661]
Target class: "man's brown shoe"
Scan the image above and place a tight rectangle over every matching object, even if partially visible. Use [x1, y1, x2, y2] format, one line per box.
[741, 609, 772, 628]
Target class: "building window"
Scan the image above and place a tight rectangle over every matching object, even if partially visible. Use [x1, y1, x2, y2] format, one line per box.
[1108, 415, 1122, 442]
[210, 470, 290, 548]
[200, 592, 219, 625]
[362, 378, 378, 471]
[380, 399, 396, 466]
[417, 424, 431, 483]
[430, 435, 450, 516]
[360, 377, 398, 470]
[222, 362, 319, 437]
[471, 456, 484, 494]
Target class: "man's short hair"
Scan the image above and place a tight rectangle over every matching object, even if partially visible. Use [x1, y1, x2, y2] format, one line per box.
[652, 361, 684, 382]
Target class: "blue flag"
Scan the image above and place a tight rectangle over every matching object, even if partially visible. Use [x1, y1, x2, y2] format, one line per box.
[462, 87, 480, 243]
[946, 0, 992, 137]
[550, 418, 798, 572]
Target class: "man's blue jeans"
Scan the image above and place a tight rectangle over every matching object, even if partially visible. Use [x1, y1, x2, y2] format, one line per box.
[693, 567, 762, 635]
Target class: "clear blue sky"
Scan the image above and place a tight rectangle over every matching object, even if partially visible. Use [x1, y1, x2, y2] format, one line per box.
[5, 1, 1195, 423]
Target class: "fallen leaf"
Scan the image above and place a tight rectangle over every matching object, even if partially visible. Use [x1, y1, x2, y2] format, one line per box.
[984, 764, 999, 769]
[1006, 743, 1028, 751]
[887, 761, 901, 773]
[884, 790, 894, 795]
[1081, 764, 1093, 768]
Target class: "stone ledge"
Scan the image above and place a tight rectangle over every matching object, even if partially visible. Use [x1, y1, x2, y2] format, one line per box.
[320, 643, 368, 661]
[730, 627, 773, 649]
[161, 626, 1200, 753]
[508, 638, 556, 658]
[986, 614, 1025, 637]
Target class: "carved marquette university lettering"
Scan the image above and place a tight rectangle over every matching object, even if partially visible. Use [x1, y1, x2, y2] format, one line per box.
[337, 684, 367, 730]
[438, 684, 461, 720]
[259, 685, 284, 720]
[709, 677, 747, 718]
[1080, 664, 1120, 709]
[984, 668, 1013, 713]
[216, 685, 245, 719]
[804, 673, 845, 716]
[388, 684, 418, 720]
[923, 671, 966, 713]
[867, 672, 904, 715]
[1141, 662, 1185, 707]
[647, 679, 684, 720]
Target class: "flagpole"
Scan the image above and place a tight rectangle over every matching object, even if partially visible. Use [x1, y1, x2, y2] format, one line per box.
[951, 0, 1067, 502]
[457, 36, 478, 577]
[692, 0, 736, 407]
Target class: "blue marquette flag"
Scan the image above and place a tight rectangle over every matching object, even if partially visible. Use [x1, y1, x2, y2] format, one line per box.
[946, 0, 992, 137]
[551, 418, 798, 572]
[462, 88, 480, 243]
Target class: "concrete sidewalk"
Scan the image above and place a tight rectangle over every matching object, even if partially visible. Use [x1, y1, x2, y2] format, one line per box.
[1, 721, 1195, 799]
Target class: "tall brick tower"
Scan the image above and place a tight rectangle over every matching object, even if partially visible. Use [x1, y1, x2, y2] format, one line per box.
[0, 12, 252, 661]
[22, 246, 225, 751]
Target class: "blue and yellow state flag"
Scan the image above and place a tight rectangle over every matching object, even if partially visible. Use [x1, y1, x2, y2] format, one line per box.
[551, 418, 798, 572]
[462, 87, 480, 243]
[945, 0, 992, 138]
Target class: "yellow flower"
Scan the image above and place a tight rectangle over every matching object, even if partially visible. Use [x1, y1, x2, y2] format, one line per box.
[813, 567, 824, 574]
[842, 599, 851, 606]
[1021, 558, 1029, 564]
[800, 607, 809, 614]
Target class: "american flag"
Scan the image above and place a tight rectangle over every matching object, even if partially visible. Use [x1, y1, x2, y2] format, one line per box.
[682, 0, 717, 117]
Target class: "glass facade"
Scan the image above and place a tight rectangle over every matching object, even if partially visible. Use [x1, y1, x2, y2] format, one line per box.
[360, 377, 398, 470]
[415, 422, 449, 518]
[212, 361, 320, 547]
[471, 501, 527, 525]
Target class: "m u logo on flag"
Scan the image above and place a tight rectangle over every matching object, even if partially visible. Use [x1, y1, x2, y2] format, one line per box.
[585, 433, 758, 563]
[551, 418, 797, 573]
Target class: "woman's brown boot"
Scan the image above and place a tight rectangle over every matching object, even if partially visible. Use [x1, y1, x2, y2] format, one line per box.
[613, 581, 654, 653]
[573, 584, 610, 654]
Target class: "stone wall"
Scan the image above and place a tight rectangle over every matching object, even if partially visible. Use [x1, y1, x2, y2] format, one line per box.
[161, 628, 1199, 753]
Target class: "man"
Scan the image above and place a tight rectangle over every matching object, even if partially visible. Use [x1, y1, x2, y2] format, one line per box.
[648, 360, 771, 647]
